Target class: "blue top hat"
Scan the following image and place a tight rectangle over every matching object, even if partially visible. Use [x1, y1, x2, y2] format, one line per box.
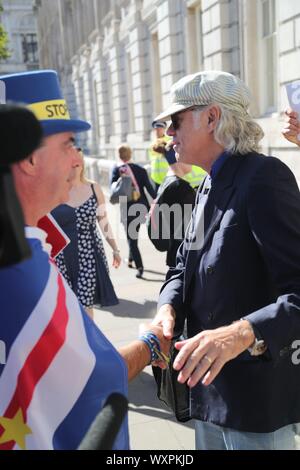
[0, 70, 91, 136]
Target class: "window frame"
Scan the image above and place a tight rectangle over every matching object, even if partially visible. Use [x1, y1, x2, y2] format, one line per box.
[258, 0, 278, 115]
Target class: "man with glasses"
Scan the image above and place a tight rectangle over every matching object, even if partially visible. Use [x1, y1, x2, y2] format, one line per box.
[152, 70, 300, 449]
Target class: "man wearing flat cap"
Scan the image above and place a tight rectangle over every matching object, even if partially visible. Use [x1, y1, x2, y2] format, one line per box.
[152, 70, 300, 449]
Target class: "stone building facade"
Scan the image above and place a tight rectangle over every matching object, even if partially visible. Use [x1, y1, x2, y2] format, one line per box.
[35, 0, 300, 180]
[0, 0, 39, 74]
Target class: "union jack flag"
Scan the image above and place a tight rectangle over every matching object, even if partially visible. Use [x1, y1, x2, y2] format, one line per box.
[0, 227, 129, 450]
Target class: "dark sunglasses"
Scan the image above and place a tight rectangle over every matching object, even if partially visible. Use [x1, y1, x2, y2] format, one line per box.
[170, 105, 207, 130]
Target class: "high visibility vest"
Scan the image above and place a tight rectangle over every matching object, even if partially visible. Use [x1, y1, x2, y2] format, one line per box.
[148, 135, 171, 185]
[183, 165, 207, 188]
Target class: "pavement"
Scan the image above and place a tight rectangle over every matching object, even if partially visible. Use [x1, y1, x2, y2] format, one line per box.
[93, 199, 195, 450]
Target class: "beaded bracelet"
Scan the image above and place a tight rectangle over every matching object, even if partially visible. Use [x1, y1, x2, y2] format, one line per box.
[138, 331, 161, 364]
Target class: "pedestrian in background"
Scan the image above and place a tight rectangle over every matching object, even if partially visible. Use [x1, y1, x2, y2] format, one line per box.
[52, 147, 120, 319]
[148, 142, 196, 267]
[111, 144, 156, 278]
[148, 120, 170, 194]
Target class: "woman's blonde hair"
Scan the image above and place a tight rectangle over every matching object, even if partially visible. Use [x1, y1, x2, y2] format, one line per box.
[118, 144, 132, 162]
[77, 148, 93, 184]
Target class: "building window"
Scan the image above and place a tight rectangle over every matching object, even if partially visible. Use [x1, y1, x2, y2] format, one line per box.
[186, 3, 204, 73]
[260, 0, 277, 113]
[22, 33, 38, 64]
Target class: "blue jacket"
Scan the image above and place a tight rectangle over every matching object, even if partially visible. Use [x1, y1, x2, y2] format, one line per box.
[158, 152, 300, 432]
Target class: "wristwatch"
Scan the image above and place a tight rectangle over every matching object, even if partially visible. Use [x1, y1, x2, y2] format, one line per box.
[246, 323, 267, 356]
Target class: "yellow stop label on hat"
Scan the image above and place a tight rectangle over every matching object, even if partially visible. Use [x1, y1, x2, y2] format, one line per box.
[28, 99, 70, 120]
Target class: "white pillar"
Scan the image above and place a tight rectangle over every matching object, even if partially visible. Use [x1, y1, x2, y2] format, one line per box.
[156, 0, 185, 110]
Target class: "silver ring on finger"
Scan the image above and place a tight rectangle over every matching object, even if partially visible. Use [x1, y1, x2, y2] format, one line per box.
[203, 354, 213, 365]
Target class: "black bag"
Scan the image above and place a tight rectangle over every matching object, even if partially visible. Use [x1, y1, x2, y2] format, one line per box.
[146, 176, 177, 252]
[152, 335, 191, 422]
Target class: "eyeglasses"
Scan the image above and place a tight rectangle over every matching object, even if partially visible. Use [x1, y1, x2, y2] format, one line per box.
[170, 105, 207, 130]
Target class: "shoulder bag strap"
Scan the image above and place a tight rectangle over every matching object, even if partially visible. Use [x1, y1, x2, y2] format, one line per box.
[125, 164, 140, 192]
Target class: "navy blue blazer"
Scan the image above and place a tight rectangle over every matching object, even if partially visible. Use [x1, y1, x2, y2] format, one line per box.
[158, 152, 300, 432]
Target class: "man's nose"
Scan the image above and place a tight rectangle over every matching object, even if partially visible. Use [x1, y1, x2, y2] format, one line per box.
[72, 147, 82, 166]
[167, 123, 175, 136]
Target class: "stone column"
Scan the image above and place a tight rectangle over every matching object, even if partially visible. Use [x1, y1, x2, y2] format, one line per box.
[61, 65, 77, 120]
[103, 18, 128, 148]
[90, 32, 111, 156]
[71, 53, 86, 149]
[278, 0, 300, 110]
[201, 0, 240, 75]
[156, 0, 185, 110]
[239, 0, 260, 117]
[126, 17, 152, 144]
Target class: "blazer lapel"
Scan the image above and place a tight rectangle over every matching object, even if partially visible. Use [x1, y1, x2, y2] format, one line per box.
[183, 155, 244, 300]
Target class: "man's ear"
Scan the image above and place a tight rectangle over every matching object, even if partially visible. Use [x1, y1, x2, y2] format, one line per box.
[17, 150, 39, 176]
[207, 106, 221, 132]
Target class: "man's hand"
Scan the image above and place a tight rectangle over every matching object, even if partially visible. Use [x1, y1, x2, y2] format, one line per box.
[152, 138, 168, 154]
[139, 323, 171, 369]
[150, 304, 176, 369]
[282, 109, 300, 147]
[152, 304, 176, 339]
[173, 320, 255, 387]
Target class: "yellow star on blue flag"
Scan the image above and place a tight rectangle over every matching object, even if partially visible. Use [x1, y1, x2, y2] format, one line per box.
[0, 408, 32, 450]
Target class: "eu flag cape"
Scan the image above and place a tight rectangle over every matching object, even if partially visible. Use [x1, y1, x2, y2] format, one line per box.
[0, 227, 129, 450]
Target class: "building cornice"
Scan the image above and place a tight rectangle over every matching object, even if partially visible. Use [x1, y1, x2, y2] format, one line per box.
[101, 11, 115, 29]
[103, 17, 121, 52]
[141, 3, 157, 32]
[70, 53, 80, 69]
[88, 29, 100, 45]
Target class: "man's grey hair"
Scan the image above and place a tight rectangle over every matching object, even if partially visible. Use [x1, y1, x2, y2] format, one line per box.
[192, 104, 264, 154]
